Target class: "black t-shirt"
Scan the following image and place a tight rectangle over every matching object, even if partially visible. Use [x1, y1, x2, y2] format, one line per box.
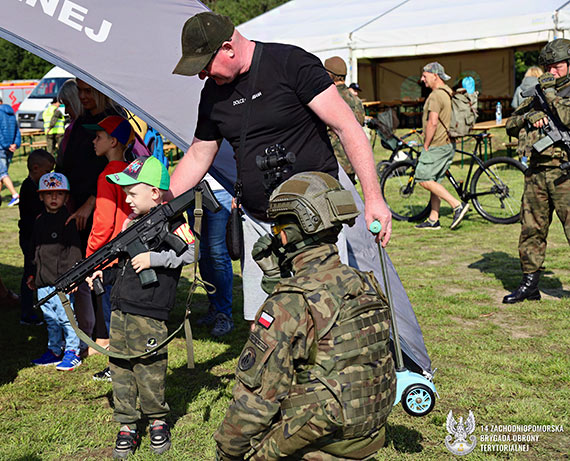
[195, 42, 338, 220]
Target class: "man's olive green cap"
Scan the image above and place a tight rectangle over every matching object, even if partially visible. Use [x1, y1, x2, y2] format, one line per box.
[172, 12, 234, 76]
[324, 56, 347, 77]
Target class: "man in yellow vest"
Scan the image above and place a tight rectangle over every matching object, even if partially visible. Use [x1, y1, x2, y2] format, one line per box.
[42, 98, 65, 155]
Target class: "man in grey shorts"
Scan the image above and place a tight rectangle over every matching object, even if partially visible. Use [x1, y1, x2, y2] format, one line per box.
[415, 62, 469, 230]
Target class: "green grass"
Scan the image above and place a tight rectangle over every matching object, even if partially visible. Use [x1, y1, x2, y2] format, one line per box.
[1, 131, 569, 460]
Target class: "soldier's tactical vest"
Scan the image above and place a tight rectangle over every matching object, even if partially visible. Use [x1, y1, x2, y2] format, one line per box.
[517, 82, 570, 165]
[277, 270, 396, 439]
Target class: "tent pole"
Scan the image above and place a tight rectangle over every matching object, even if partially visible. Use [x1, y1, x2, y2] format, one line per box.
[349, 48, 358, 86]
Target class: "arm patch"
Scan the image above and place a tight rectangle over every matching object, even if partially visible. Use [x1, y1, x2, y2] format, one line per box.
[173, 223, 195, 244]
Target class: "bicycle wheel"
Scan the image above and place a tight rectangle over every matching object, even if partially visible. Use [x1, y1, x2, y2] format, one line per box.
[470, 156, 526, 224]
[380, 160, 431, 221]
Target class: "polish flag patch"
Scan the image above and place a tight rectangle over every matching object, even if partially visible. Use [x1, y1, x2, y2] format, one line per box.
[258, 311, 274, 329]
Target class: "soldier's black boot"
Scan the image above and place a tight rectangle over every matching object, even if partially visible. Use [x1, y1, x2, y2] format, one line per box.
[502, 271, 541, 304]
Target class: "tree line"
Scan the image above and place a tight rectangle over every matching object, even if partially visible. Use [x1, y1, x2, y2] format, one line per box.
[0, 0, 288, 81]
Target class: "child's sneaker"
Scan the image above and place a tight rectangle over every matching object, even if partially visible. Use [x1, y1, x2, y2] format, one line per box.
[20, 314, 44, 326]
[31, 350, 62, 366]
[149, 420, 171, 455]
[113, 425, 140, 459]
[93, 366, 112, 382]
[56, 350, 81, 371]
[7, 195, 19, 207]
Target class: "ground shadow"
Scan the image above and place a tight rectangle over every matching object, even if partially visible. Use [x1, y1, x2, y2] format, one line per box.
[468, 251, 569, 298]
[165, 271, 247, 427]
[386, 423, 424, 453]
[0, 262, 47, 385]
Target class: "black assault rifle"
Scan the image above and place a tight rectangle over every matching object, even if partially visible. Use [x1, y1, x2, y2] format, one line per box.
[35, 180, 221, 308]
[522, 84, 570, 178]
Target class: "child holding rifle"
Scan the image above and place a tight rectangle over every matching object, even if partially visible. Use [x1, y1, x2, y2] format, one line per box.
[87, 156, 195, 458]
[27, 172, 83, 370]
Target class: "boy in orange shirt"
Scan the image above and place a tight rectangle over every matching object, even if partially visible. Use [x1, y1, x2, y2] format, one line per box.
[84, 115, 134, 379]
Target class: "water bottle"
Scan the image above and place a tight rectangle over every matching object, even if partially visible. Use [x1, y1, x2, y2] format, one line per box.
[495, 102, 502, 124]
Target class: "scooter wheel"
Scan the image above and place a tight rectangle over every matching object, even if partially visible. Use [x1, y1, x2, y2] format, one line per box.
[402, 383, 435, 417]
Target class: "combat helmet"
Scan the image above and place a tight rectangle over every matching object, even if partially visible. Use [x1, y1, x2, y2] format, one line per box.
[268, 171, 359, 237]
[539, 39, 570, 67]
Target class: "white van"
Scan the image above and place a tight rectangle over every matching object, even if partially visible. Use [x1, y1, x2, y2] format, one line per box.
[17, 66, 74, 129]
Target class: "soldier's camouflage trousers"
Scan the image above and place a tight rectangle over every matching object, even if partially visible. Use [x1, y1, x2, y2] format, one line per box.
[109, 310, 169, 424]
[519, 167, 570, 273]
[246, 402, 385, 461]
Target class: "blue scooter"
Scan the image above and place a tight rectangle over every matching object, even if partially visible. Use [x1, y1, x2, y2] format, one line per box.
[370, 221, 438, 417]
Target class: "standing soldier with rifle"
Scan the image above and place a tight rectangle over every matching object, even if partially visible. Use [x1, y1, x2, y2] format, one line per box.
[504, 39, 570, 304]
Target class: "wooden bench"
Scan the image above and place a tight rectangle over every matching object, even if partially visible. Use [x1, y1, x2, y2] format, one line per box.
[31, 140, 48, 149]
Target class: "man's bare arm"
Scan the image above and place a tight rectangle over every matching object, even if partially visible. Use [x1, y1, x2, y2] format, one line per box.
[308, 85, 392, 245]
[169, 138, 221, 198]
[423, 111, 439, 149]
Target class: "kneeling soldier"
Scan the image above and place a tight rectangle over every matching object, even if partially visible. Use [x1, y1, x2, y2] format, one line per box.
[215, 172, 396, 460]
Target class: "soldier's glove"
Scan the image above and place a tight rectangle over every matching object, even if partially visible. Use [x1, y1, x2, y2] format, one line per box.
[526, 110, 548, 125]
[252, 234, 283, 295]
[538, 72, 556, 90]
[216, 447, 244, 461]
[252, 234, 280, 278]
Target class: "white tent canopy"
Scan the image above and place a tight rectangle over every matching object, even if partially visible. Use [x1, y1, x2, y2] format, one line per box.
[238, 0, 570, 85]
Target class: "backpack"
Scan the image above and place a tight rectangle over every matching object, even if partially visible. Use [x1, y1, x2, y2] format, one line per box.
[440, 88, 479, 138]
[144, 126, 168, 168]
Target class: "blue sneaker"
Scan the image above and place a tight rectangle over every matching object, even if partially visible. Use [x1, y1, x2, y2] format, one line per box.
[7, 195, 19, 207]
[21, 314, 44, 326]
[56, 350, 81, 371]
[32, 350, 62, 366]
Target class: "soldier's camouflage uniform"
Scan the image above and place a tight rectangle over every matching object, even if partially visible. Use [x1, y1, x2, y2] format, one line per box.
[506, 79, 570, 273]
[215, 243, 396, 461]
[328, 83, 366, 181]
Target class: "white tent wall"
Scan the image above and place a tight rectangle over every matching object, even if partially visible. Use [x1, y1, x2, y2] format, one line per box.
[238, 0, 570, 99]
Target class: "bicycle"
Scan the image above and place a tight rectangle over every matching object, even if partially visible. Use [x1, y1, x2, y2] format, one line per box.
[367, 111, 423, 176]
[379, 133, 527, 224]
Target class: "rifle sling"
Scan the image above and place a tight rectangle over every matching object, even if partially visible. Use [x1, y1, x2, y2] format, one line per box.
[56, 189, 208, 366]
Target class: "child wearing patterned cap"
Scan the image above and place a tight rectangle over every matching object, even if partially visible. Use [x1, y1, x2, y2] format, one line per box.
[87, 156, 195, 458]
[27, 172, 83, 371]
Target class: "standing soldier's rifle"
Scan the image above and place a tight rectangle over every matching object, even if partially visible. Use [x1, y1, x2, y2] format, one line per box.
[522, 83, 570, 183]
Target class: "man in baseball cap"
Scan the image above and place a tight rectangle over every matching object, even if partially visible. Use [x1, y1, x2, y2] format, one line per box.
[422, 62, 451, 81]
[172, 12, 234, 79]
[169, 11, 393, 326]
[415, 61, 470, 230]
